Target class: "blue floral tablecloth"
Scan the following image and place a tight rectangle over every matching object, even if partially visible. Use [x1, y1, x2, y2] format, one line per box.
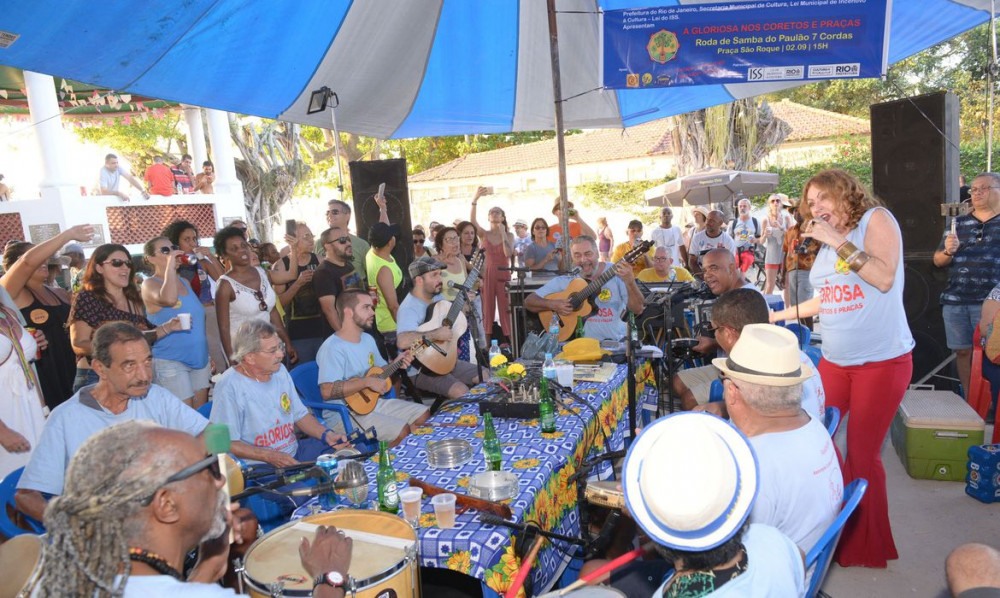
[293, 362, 655, 597]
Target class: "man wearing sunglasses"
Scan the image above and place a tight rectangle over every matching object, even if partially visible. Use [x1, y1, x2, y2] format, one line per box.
[314, 226, 364, 332]
[15, 322, 209, 522]
[317, 195, 392, 289]
[36, 421, 353, 597]
[934, 172, 1000, 400]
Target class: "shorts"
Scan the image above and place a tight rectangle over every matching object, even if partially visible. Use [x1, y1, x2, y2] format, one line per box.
[736, 248, 755, 273]
[153, 357, 212, 401]
[787, 269, 814, 305]
[413, 361, 484, 397]
[676, 364, 719, 405]
[323, 398, 429, 442]
[943, 303, 983, 350]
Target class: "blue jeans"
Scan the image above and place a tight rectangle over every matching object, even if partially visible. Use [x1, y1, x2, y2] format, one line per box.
[72, 368, 99, 393]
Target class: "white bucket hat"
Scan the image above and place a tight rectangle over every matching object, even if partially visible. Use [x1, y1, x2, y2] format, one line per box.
[623, 412, 758, 551]
[713, 324, 812, 387]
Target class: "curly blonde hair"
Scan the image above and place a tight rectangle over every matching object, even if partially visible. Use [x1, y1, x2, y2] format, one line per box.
[798, 169, 881, 232]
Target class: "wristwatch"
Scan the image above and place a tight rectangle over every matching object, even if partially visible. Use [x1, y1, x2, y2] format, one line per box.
[313, 570, 346, 590]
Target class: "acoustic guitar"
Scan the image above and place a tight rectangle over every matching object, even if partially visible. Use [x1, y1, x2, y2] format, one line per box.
[539, 240, 654, 341]
[414, 250, 485, 375]
[344, 338, 429, 415]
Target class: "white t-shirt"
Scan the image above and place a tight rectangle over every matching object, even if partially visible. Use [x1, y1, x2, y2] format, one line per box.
[655, 524, 804, 597]
[800, 351, 825, 421]
[650, 226, 685, 264]
[689, 230, 738, 264]
[209, 365, 309, 457]
[123, 575, 239, 596]
[749, 415, 843, 553]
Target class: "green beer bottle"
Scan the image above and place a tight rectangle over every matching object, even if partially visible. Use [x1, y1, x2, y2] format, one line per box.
[376, 440, 399, 513]
[575, 315, 585, 340]
[538, 376, 556, 434]
[482, 412, 502, 471]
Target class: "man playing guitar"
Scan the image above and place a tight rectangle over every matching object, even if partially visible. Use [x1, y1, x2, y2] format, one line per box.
[396, 257, 488, 400]
[317, 289, 428, 447]
[525, 235, 644, 341]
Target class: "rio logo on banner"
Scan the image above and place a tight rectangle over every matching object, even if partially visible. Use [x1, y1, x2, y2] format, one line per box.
[603, 0, 890, 89]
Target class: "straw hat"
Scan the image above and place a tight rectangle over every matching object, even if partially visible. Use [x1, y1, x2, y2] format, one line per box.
[623, 412, 758, 551]
[691, 205, 710, 218]
[712, 324, 812, 387]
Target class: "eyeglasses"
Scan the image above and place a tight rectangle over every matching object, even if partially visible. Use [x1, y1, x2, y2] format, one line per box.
[158, 245, 180, 255]
[257, 340, 286, 355]
[325, 236, 350, 245]
[653, 257, 669, 262]
[102, 259, 130, 269]
[974, 224, 986, 244]
[252, 290, 268, 312]
[138, 454, 222, 506]
[970, 186, 999, 194]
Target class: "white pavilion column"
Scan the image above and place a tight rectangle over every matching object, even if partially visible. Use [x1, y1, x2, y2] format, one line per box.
[183, 106, 207, 169]
[23, 71, 78, 200]
[205, 108, 241, 197]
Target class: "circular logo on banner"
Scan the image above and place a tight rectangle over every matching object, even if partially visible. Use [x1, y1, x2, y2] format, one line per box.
[29, 309, 49, 325]
[279, 392, 291, 414]
[647, 30, 680, 65]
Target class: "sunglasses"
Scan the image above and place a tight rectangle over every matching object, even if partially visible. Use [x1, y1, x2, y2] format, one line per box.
[974, 224, 985, 244]
[139, 454, 222, 505]
[102, 259, 131, 269]
[252, 289, 268, 312]
[158, 245, 180, 255]
[325, 236, 350, 245]
[413, 239, 425, 244]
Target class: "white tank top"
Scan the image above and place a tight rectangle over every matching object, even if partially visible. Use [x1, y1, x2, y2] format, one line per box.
[220, 267, 275, 342]
[809, 207, 914, 366]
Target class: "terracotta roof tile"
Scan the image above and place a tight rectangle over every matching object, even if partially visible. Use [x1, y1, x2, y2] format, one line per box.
[411, 100, 869, 182]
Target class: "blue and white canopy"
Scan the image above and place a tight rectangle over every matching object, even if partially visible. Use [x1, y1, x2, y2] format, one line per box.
[0, 0, 993, 138]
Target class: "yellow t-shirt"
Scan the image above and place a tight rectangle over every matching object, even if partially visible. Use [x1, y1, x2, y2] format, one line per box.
[637, 267, 695, 283]
[611, 242, 655, 277]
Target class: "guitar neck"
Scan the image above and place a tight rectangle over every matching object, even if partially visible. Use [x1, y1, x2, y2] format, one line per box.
[445, 255, 484, 323]
[578, 262, 622, 302]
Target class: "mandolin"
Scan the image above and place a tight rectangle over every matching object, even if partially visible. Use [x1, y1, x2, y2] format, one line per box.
[538, 240, 653, 341]
[344, 338, 429, 415]
[414, 250, 485, 375]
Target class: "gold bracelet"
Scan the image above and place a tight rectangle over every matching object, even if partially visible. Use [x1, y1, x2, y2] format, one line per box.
[835, 240, 852, 254]
[848, 251, 871, 272]
[842, 249, 863, 265]
[836, 241, 859, 262]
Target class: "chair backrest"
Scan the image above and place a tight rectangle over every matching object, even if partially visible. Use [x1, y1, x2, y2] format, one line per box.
[804, 478, 868, 598]
[0, 467, 44, 538]
[784, 323, 811, 348]
[803, 345, 822, 367]
[197, 401, 213, 419]
[823, 406, 841, 437]
[289, 361, 323, 403]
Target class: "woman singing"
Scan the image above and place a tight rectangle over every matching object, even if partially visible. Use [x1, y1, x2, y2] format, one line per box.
[470, 187, 513, 345]
[770, 169, 913, 568]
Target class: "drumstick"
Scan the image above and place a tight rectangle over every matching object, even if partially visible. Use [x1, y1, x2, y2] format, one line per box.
[504, 535, 545, 598]
[558, 543, 654, 595]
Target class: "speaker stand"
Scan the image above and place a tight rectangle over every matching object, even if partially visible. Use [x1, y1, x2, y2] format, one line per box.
[915, 353, 957, 386]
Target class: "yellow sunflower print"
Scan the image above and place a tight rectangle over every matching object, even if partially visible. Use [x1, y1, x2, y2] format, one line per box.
[513, 458, 541, 469]
[446, 550, 473, 574]
[457, 414, 479, 426]
[598, 288, 612, 301]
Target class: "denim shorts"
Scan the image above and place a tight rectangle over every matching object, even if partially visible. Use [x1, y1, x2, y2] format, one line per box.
[942, 303, 983, 350]
[153, 357, 211, 401]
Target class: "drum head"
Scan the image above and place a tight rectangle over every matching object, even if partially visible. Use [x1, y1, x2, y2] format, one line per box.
[0, 534, 42, 598]
[242, 510, 416, 595]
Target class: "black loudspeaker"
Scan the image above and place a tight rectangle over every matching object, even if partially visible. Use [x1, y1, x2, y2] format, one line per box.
[902, 259, 957, 391]
[348, 159, 414, 284]
[870, 91, 960, 258]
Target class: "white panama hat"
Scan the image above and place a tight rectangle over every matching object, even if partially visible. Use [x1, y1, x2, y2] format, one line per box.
[713, 324, 812, 387]
[623, 412, 758, 551]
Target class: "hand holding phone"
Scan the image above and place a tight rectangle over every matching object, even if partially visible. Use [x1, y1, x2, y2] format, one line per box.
[285, 219, 297, 237]
[377, 183, 386, 200]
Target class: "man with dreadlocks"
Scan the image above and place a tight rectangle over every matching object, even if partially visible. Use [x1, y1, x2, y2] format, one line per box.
[34, 421, 353, 597]
[15, 322, 208, 522]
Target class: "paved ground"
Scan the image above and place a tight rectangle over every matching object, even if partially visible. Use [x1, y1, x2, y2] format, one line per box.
[821, 420, 997, 598]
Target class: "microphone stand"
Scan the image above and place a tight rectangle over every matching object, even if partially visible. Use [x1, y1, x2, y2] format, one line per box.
[453, 286, 490, 370]
[626, 312, 638, 440]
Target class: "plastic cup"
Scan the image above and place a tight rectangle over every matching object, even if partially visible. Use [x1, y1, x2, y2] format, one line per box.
[176, 313, 192, 330]
[556, 363, 574, 387]
[399, 487, 423, 525]
[431, 493, 457, 529]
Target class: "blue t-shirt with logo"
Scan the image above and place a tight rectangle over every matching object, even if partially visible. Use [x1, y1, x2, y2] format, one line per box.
[209, 365, 308, 457]
[533, 267, 629, 341]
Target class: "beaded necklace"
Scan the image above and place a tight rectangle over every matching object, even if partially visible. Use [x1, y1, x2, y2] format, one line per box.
[128, 547, 183, 580]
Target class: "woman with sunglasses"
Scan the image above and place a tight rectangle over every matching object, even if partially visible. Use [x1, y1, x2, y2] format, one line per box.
[435, 226, 476, 361]
[141, 237, 211, 409]
[0, 224, 93, 409]
[769, 169, 913, 569]
[759, 193, 789, 294]
[214, 226, 297, 366]
[69, 244, 183, 393]
[524, 217, 560, 275]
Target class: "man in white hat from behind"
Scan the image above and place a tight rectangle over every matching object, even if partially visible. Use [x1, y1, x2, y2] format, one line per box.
[623, 411, 805, 596]
[716, 324, 843, 558]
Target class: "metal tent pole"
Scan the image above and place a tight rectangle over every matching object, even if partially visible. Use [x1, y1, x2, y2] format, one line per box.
[547, 0, 572, 270]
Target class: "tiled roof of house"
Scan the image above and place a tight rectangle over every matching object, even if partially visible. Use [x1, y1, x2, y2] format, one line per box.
[411, 99, 869, 182]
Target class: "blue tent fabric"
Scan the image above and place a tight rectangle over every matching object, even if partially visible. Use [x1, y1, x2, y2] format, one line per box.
[0, 1, 993, 138]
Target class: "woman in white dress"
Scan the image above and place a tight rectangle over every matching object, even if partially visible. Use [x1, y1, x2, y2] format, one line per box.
[0, 302, 45, 480]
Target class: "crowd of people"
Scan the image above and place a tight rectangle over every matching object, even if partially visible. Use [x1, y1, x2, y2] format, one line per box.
[0, 168, 997, 597]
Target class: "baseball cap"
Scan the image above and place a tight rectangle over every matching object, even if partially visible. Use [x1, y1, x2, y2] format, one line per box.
[62, 242, 85, 256]
[408, 256, 446, 279]
[514, 219, 528, 227]
[368, 222, 401, 248]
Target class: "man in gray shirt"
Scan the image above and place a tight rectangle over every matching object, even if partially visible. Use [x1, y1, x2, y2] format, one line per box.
[99, 153, 149, 201]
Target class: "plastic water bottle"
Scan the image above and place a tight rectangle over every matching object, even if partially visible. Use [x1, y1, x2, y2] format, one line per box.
[548, 314, 561, 338]
[488, 340, 502, 379]
[542, 352, 557, 381]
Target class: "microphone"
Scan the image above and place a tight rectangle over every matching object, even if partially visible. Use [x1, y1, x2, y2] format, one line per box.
[795, 237, 814, 255]
[478, 512, 588, 546]
[286, 481, 338, 497]
[447, 281, 474, 292]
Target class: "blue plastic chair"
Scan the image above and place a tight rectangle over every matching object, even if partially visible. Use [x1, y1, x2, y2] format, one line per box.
[803, 345, 822, 367]
[784, 323, 812, 348]
[0, 468, 45, 538]
[804, 478, 868, 598]
[709, 378, 724, 403]
[823, 406, 841, 437]
[196, 401, 213, 418]
[289, 361, 377, 452]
